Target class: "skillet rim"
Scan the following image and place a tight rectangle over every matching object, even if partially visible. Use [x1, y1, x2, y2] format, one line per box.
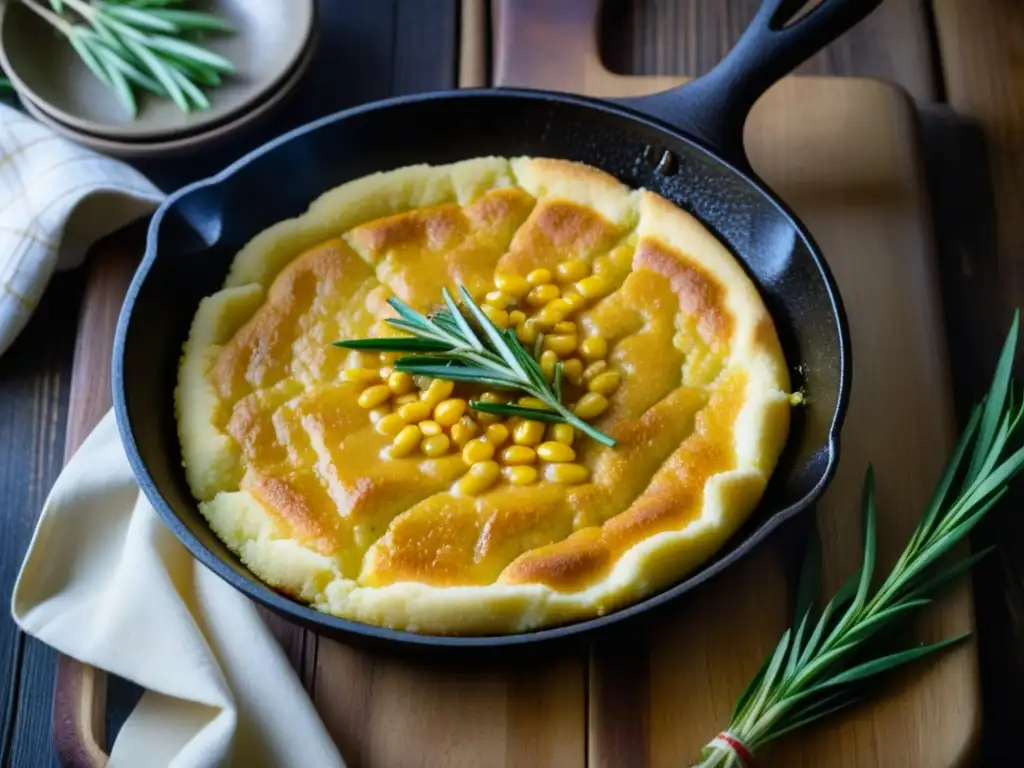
[112, 85, 852, 648]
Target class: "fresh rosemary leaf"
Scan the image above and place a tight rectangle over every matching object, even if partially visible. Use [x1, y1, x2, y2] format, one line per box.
[166, 64, 210, 110]
[94, 44, 165, 95]
[50, 0, 64, 13]
[459, 286, 528, 380]
[393, 364, 518, 390]
[386, 297, 435, 333]
[146, 9, 236, 33]
[100, 50, 138, 116]
[103, 4, 180, 33]
[818, 634, 970, 690]
[119, 35, 190, 111]
[144, 35, 235, 73]
[553, 361, 563, 403]
[442, 287, 484, 352]
[902, 546, 994, 603]
[332, 338, 451, 352]
[66, 30, 114, 88]
[468, 401, 563, 423]
[965, 311, 1018, 486]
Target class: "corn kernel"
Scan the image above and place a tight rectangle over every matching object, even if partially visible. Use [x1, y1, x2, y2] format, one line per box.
[513, 420, 545, 446]
[526, 267, 552, 286]
[574, 392, 609, 420]
[540, 349, 558, 381]
[481, 304, 510, 328]
[387, 371, 415, 395]
[434, 398, 467, 427]
[369, 407, 389, 424]
[358, 384, 392, 409]
[537, 441, 576, 462]
[537, 298, 573, 326]
[389, 425, 422, 458]
[549, 423, 575, 446]
[343, 367, 382, 386]
[455, 460, 500, 495]
[399, 400, 432, 422]
[376, 413, 406, 437]
[516, 318, 540, 345]
[544, 333, 578, 358]
[395, 393, 419, 406]
[561, 291, 587, 311]
[556, 258, 589, 284]
[579, 336, 607, 360]
[495, 273, 529, 299]
[485, 423, 509, 445]
[421, 433, 451, 458]
[609, 244, 633, 271]
[421, 379, 455, 407]
[526, 283, 560, 307]
[592, 254, 614, 276]
[553, 321, 577, 334]
[462, 437, 495, 464]
[544, 463, 590, 484]
[503, 465, 538, 485]
[419, 420, 443, 437]
[508, 310, 526, 327]
[561, 358, 584, 385]
[582, 360, 608, 383]
[576, 275, 612, 299]
[501, 445, 537, 465]
[588, 370, 622, 396]
[450, 416, 479, 447]
[518, 396, 551, 410]
[484, 290, 514, 309]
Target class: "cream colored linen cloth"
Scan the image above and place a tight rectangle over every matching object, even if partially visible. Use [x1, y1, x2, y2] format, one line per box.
[5, 103, 347, 766]
[0, 102, 164, 357]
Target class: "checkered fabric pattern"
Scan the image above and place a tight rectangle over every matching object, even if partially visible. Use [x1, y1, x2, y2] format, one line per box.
[0, 103, 164, 358]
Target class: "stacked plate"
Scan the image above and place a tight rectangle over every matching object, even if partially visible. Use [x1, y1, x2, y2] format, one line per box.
[0, 0, 317, 158]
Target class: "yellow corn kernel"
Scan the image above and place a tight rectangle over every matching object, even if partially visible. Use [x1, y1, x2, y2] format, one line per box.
[582, 360, 608, 383]
[494, 273, 529, 299]
[518, 396, 552, 410]
[501, 445, 537, 465]
[389, 425, 422, 458]
[537, 298, 573, 326]
[398, 399, 433, 422]
[588, 370, 622, 396]
[358, 384, 392, 409]
[561, 357, 584, 386]
[544, 462, 590, 484]
[516, 318, 540, 345]
[421, 378, 455, 407]
[592, 254, 614, 276]
[484, 290, 514, 309]
[434, 398, 467, 427]
[462, 437, 495, 464]
[474, 391, 504, 425]
[508, 310, 526, 327]
[574, 392, 609, 420]
[376, 413, 406, 437]
[549, 423, 575, 446]
[395, 393, 419, 406]
[576, 275, 612, 299]
[553, 321, 577, 334]
[503, 465, 538, 486]
[579, 336, 608, 360]
[609, 244, 633, 271]
[544, 333, 578, 358]
[540, 349, 558, 381]
[537, 441, 576, 462]
[479, 391, 505, 404]
[561, 291, 587, 311]
[485, 423, 510, 445]
[343, 367, 382, 386]
[481, 304, 510, 328]
[513, 419, 545, 446]
[387, 371, 415, 395]
[450, 416, 479, 447]
[526, 267, 552, 286]
[421, 433, 451, 458]
[419, 420, 443, 437]
[455, 460, 500, 495]
[556, 258, 589, 284]
[526, 283, 560, 307]
[369, 407, 389, 424]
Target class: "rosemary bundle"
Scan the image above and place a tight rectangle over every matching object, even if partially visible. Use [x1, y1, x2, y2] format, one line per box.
[694, 311, 1024, 767]
[333, 285, 617, 447]
[21, 0, 234, 117]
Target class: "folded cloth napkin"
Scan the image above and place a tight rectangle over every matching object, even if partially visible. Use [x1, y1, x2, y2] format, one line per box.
[12, 410, 346, 768]
[0, 102, 164, 358]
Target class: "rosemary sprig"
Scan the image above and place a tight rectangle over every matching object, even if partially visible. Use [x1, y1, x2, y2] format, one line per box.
[20, 0, 234, 117]
[694, 310, 1024, 767]
[332, 285, 617, 447]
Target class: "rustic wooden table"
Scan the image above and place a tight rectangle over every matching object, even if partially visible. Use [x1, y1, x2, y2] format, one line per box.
[1, 1, 1020, 765]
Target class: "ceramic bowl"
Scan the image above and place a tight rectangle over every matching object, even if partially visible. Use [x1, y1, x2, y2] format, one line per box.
[0, 0, 315, 141]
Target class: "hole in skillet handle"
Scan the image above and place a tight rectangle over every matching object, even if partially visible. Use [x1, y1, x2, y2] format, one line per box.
[610, 0, 886, 170]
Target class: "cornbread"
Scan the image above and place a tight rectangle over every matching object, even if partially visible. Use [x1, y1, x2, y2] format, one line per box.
[175, 156, 793, 635]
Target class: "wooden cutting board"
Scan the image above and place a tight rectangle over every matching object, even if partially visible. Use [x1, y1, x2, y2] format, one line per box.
[55, 1, 980, 765]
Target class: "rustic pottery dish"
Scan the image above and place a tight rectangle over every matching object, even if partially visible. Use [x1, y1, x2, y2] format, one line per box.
[0, 0, 316, 141]
[114, 0, 875, 650]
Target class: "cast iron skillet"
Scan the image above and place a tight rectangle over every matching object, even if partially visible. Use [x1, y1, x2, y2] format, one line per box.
[113, 0, 873, 650]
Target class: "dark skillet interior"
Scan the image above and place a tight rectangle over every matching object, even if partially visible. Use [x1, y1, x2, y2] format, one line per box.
[113, 88, 849, 652]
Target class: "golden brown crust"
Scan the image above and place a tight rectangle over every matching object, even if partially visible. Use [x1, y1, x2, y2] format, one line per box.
[175, 156, 793, 635]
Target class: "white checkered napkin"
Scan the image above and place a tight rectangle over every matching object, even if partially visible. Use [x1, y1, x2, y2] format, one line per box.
[0, 103, 164, 358]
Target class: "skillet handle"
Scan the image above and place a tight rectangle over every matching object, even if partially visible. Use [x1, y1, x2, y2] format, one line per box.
[617, 0, 885, 169]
